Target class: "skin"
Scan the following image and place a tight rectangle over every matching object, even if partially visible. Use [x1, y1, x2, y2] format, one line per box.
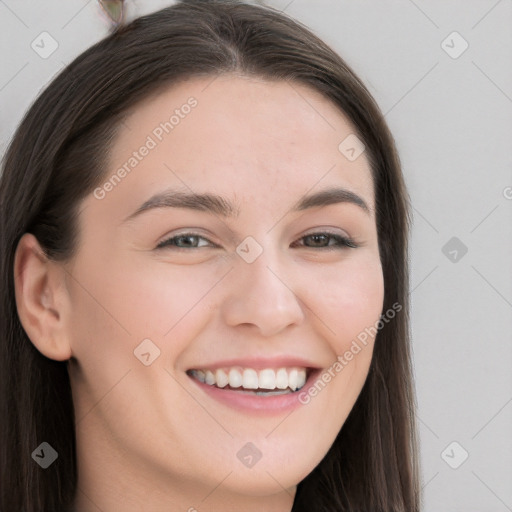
[14, 74, 384, 512]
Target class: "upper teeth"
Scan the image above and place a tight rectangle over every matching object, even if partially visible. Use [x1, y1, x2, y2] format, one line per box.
[189, 367, 308, 391]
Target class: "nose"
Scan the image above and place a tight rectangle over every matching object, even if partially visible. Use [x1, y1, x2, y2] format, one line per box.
[220, 247, 305, 337]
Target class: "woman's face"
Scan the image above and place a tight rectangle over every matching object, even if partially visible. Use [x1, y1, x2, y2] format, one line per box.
[65, 75, 384, 509]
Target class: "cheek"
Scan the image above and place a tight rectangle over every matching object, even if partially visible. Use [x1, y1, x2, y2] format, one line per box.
[73, 250, 223, 341]
[307, 255, 384, 350]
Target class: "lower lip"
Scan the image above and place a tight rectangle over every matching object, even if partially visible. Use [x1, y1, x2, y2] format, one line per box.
[187, 369, 322, 415]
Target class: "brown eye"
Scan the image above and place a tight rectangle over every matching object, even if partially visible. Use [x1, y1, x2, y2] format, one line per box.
[293, 232, 358, 250]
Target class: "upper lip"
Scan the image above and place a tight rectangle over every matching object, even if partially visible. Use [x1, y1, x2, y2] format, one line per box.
[187, 356, 323, 371]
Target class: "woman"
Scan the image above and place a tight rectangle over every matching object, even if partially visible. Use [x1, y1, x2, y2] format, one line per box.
[0, 0, 420, 510]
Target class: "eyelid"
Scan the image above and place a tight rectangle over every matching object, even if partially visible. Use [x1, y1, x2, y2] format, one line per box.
[301, 227, 351, 239]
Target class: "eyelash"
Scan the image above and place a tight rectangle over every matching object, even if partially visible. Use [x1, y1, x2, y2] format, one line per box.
[156, 231, 359, 251]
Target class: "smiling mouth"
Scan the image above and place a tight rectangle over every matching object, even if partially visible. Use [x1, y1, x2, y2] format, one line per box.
[186, 366, 312, 395]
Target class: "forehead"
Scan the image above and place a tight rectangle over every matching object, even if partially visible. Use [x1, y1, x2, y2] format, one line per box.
[88, 74, 374, 222]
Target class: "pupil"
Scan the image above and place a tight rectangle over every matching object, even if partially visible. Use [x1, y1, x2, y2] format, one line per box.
[180, 236, 196, 246]
[310, 234, 326, 246]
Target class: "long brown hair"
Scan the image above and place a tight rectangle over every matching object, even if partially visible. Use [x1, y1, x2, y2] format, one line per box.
[0, 1, 420, 510]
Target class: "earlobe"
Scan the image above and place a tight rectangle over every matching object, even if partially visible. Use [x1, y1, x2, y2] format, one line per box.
[13, 233, 72, 361]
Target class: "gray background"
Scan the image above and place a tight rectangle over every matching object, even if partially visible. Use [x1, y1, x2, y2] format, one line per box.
[1, 1, 511, 510]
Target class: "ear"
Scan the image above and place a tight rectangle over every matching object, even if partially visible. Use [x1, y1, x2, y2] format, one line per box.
[13, 233, 72, 361]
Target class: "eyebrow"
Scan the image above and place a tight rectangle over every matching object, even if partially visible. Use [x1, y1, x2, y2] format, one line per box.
[122, 186, 370, 223]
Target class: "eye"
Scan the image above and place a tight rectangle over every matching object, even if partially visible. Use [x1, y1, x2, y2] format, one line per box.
[156, 233, 216, 250]
[156, 231, 358, 251]
[292, 232, 358, 250]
